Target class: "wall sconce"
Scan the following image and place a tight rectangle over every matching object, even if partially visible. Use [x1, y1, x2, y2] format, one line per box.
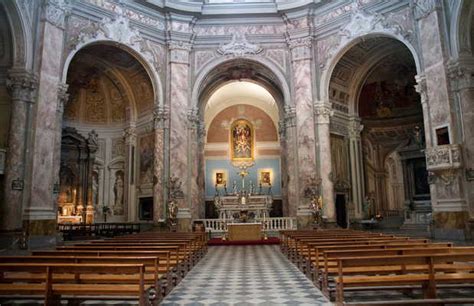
[11, 178, 24, 191]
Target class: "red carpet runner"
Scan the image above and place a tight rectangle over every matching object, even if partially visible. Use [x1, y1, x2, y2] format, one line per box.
[208, 237, 280, 246]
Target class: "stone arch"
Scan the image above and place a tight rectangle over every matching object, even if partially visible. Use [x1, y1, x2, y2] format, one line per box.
[451, 0, 474, 58]
[62, 40, 163, 108]
[191, 56, 291, 114]
[320, 32, 421, 104]
[1, 1, 33, 69]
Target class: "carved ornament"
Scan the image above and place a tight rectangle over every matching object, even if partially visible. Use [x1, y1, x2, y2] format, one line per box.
[313, 103, 334, 124]
[153, 105, 169, 130]
[217, 34, 263, 57]
[425, 144, 462, 172]
[57, 83, 69, 114]
[44, 0, 69, 29]
[6, 70, 38, 103]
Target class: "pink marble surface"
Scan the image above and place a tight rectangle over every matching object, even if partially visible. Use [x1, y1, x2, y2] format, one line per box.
[169, 63, 190, 209]
[153, 129, 165, 221]
[292, 60, 318, 203]
[29, 24, 64, 216]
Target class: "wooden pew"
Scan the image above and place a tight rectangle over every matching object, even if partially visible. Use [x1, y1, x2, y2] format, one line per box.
[334, 253, 474, 304]
[0, 263, 148, 305]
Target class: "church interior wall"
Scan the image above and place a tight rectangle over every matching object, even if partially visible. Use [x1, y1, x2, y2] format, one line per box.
[1, 0, 474, 242]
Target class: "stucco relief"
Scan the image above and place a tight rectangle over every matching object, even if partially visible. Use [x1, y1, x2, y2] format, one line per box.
[111, 137, 125, 159]
[217, 34, 263, 57]
[85, 90, 106, 123]
[194, 24, 285, 36]
[265, 49, 287, 73]
[426, 144, 462, 171]
[194, 50, 216, 75]
[44, 0, 68, 29]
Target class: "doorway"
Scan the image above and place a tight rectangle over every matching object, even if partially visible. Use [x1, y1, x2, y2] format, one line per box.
[335, 194, 347, 228]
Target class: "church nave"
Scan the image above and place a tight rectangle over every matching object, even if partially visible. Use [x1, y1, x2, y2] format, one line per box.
[161, 245, 330, 306]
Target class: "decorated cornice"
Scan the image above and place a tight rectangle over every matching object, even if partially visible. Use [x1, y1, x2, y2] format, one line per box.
[6, 69, 38, 103]
[56, 83, 69, 114]
[217, 34, 263, 57]
[286, 36, 312, 61]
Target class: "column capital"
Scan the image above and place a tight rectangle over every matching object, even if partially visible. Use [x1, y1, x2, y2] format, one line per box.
[313, 102, 333, 124]
[43, 0, 69, 29]
[348, 117, 364, 139]
[123, 124, 137, 145]
[153, 105, 169, 130]
[279, 105, 296, 139]
[415, 74, 428, 104]
[57, 83, 69, 114]
[447, 62, 474, 92]
[6, 69, 38, 103]
[186, 107, 200, 129]
[287, 36, 312, 61]
[169, 40, 193, 64]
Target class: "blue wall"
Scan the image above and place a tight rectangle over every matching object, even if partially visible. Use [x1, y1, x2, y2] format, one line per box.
[205, 158, 281, 199]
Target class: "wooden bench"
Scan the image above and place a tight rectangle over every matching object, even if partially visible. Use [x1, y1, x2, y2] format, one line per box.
[0, 263, 149, 305]
[333, 253, 474, 304]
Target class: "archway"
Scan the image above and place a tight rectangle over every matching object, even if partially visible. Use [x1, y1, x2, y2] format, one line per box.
[193, 58, 292, 221]
[60, 44, 156, 224]
[328, 36, 429, 230]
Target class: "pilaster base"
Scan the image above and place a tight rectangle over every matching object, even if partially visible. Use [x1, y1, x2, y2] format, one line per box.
[432, 211, 470, 241]
[177, 208, 192, 232]
[296, 206, 313, 229]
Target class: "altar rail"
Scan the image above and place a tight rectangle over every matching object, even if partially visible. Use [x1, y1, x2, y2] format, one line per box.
[194, 217, 297, 233]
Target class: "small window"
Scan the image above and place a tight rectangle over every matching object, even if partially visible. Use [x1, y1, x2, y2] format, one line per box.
[436, 127, 450, 145]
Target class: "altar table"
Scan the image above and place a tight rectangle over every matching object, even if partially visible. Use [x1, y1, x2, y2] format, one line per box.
[227, 223, 262, 241]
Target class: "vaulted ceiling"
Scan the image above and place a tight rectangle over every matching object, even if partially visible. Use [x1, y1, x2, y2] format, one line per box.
[65, 45, 154, 125]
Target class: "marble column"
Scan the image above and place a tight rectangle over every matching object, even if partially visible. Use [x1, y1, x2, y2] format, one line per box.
[348, 117, 364, 219]
[153, 105, 168, 222]
[51, 83, 68, 221]
[124, 125, 137, 222]
[187, 107, 205, 219]
[415, 0, 469, 238]
[447, 63, 474, 228]
[1, 70, 37, 232]
[168, 40, 192, 231]
[23, 0, 68, 237]
[288, 37, 320, 228]
[279, 105, 298, 217]
[314, 102, 335, 222]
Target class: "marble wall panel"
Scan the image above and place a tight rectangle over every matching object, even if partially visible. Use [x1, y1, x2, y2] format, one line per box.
[29, 24, 64, 218]
[292, 60, 317, 198]
[169, 63, 189, 208]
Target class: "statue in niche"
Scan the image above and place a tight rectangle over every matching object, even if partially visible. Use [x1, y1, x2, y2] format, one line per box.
[113, 170, 124, 215]
[92, 171, 99, 207]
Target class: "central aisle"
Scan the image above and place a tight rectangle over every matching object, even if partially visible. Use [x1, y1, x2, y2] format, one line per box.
[161, 245, 330, 305]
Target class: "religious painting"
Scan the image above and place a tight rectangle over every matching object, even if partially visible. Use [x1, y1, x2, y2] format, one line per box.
[230, 119, 254, 161]
[259, 169, 272, 186]
[214, 170, 227, 186]
[139, 134, 154, 185]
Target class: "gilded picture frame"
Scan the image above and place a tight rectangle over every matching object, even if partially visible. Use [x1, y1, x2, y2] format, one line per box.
[230, 119, 254, 162]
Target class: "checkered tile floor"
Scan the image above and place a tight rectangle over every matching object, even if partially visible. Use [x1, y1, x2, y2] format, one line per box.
[161, 245, 330, 305]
